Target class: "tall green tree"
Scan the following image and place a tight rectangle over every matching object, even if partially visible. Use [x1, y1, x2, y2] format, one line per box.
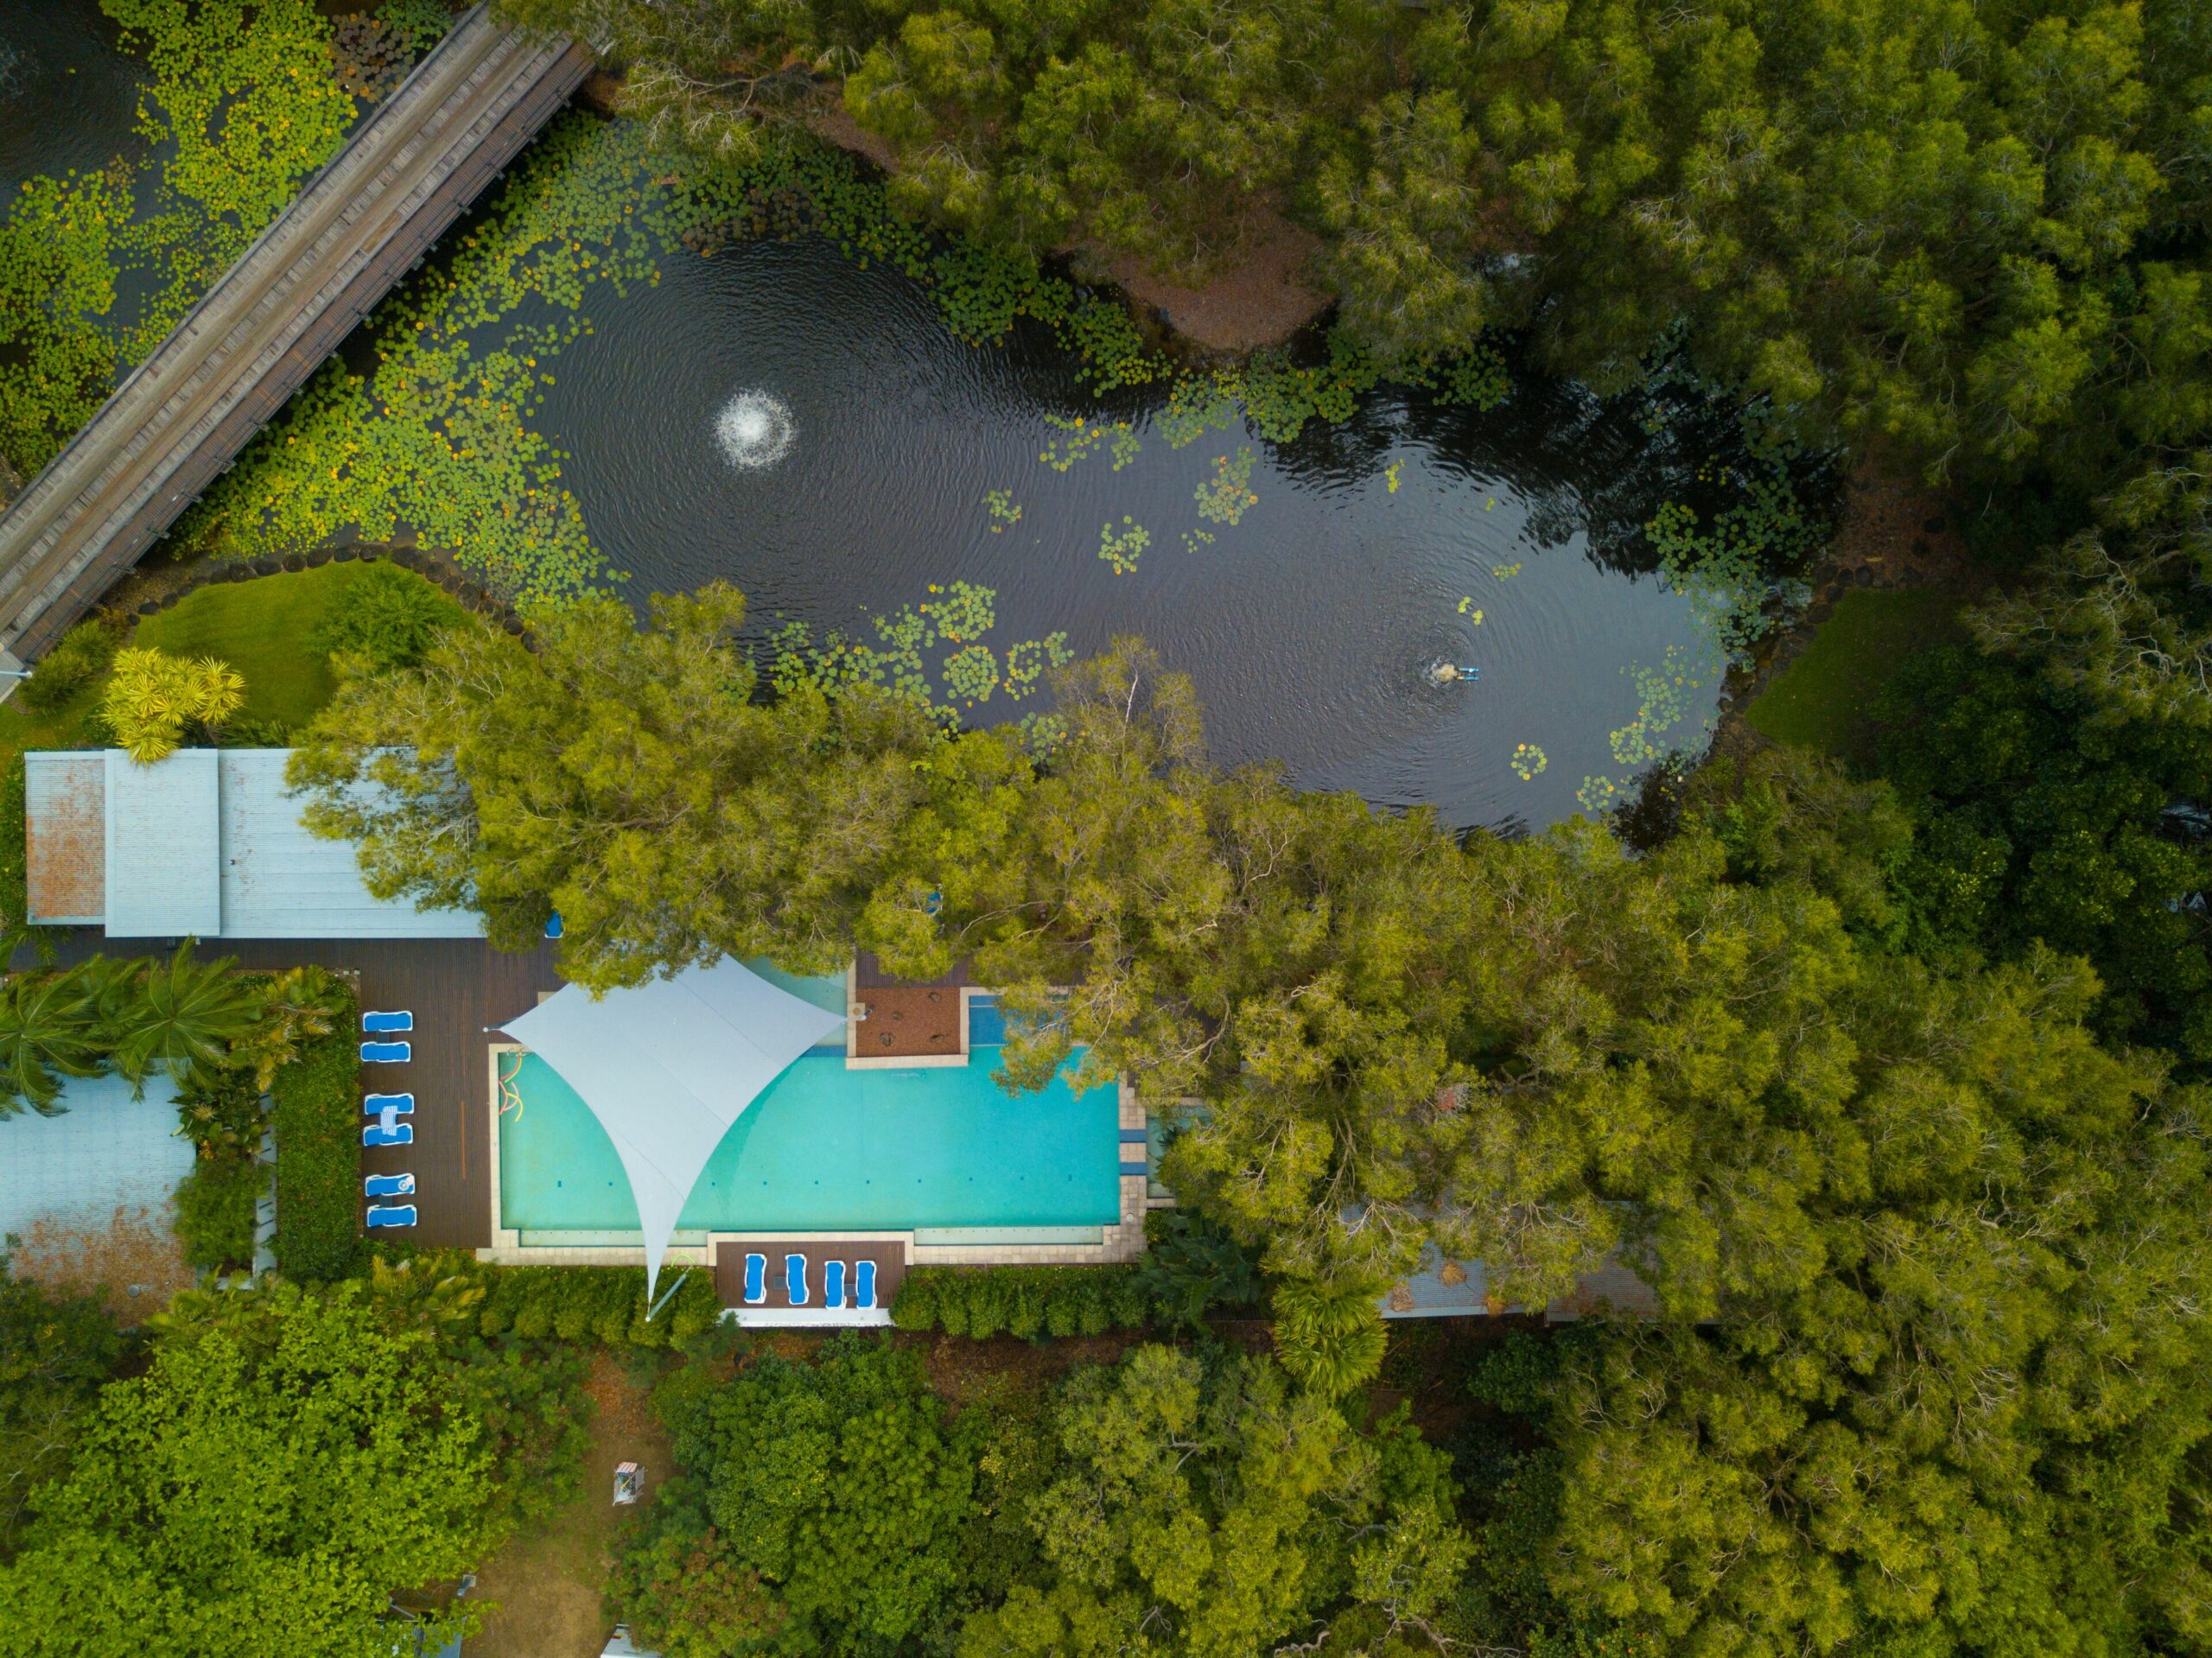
[958, 1344, 1470, 1658]
[0, 1270, 125, 1560]
[103, 943, 264, 1096]
[0, 969, 110, 1118]
[289, 581, 941, 991]
[0, 1286, 499, 1657]
[645, 1335, 978, 1656]
[1877, 635, 2212, 1069]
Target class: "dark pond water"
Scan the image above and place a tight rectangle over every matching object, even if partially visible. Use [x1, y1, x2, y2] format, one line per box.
[5, 0, 1734, 829]
[534, 236, 1730, 828]
[0, 2, 142, 197]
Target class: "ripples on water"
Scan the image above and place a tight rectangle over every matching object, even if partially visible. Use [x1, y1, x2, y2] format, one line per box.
[715, 389, 798, 471]
[531, 236, 1732, 830]
[0, 2, 143, 196]
[3, 0, 1737, 830]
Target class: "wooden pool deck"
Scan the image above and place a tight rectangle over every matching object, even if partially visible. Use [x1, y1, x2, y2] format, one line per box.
[22, 931, 560, 1252]
[713, 1237, 906, 1312]
[244, 937, 565, 1251]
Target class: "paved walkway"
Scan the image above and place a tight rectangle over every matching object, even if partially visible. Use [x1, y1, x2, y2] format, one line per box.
[0, 6, 590, 664]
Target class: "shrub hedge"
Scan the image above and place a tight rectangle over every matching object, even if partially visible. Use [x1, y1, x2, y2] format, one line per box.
[0, 753, 24, 935]
[270, 979, 361, 1280]
[890, 1263, 1155, 1340]
[474, 1261, 724, 1349]
[173, 1155, 265, 1272]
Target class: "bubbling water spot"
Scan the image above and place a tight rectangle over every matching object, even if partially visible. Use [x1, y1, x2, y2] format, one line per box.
[715, 389, 795, 469]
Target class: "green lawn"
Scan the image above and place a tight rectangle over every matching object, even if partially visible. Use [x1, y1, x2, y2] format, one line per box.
[135, 562, 379, 730]
[0, 559, 467, 770]
[1744, 588, 1965, 765]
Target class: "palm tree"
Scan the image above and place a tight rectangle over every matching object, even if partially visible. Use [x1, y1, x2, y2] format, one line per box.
[105, 943, 262, 1095]
[0, 969, 108, 1117]
[231, 964, 346, 1090]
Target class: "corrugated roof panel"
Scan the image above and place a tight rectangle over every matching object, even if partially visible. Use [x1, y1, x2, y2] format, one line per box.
[217, 749, 481, 938]
[23, 752, 106, 924]
[105, 749, 220, 937]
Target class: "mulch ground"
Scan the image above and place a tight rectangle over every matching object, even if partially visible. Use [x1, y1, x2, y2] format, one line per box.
[1096, 211, 1332, 354]
[9, 1203, 196, 1319]
[854, 984, 961, 1058]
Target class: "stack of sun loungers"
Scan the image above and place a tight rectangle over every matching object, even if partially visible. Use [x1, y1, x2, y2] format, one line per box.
[360, 1011, 416, 1226]
[743, 1251, 876, 1310]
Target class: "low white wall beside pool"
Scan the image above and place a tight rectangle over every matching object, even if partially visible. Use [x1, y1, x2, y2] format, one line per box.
[0, 1072, 188, 1240]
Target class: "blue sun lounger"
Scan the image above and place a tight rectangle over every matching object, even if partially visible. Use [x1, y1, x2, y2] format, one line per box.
[363, 1092, 413, 1116]
[823, 1260, 847, 1308]
[362, 1010, 413, 1033]
[360, 1040, 410, 1063]
[743, 1253, 766, 1304]
[855, 1260, 877, 1309]
[364, 1172, 415, 1199]
[365, 1204, 416, 1229]
[363, 1121, 412, 1147]
[785, 1253, 808, 1305]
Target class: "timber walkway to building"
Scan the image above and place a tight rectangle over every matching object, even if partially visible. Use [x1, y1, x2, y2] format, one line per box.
[0, 6, 591, 664]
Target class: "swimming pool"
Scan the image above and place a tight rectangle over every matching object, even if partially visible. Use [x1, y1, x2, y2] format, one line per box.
[496, 1045, 1123, 1235]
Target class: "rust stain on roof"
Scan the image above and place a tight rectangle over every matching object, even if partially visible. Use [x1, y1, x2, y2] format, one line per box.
[24, 754, 105, 923]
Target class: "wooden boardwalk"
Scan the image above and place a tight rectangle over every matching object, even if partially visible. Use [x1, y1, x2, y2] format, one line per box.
[0, 6, 591, 664]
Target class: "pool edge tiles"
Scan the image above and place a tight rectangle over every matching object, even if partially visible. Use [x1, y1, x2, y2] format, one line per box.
[481, 1038, 1151, 1271]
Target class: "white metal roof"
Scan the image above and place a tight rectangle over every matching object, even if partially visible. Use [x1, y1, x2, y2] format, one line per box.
[105, 748, 221, 937]
[215, 749, 479, 937]
[499, 960, 849, 1296]
[24, 748, 482, 940]
[0, 1072, 191, 1241]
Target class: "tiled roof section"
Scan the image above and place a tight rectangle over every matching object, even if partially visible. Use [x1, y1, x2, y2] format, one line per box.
[22, 751, 105, 924]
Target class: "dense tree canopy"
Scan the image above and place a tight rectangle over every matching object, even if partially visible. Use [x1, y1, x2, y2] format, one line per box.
[305, 574, 2212, 1651]
[0, 1273, 124, 1559]
[619, 1337, 1471, 1658]
[960, 1344, 1469, 1658]
[289, 581, 940, 988]
[504, 0, 2212, 499]
[0, 1286, 497, 1656]
[650, 1337, 979, 1655]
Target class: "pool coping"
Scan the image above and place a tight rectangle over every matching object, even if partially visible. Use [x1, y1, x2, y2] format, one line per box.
[478, 1033, 1149, 1272]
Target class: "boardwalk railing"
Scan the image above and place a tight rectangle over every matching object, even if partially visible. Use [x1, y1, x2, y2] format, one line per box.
[0, 6, 591, 665]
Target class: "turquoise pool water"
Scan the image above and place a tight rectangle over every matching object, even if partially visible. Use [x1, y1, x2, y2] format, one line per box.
[498, 1046, 1122, 1232]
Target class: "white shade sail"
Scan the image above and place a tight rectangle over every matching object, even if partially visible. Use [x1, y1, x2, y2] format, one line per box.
[499, 958, 848, 1295]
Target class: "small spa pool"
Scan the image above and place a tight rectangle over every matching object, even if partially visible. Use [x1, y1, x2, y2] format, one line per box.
[497, 1046, 1124, 1241]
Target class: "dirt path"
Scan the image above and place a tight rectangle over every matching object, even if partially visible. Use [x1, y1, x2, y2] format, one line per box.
[467, 1351, 671, 1658]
